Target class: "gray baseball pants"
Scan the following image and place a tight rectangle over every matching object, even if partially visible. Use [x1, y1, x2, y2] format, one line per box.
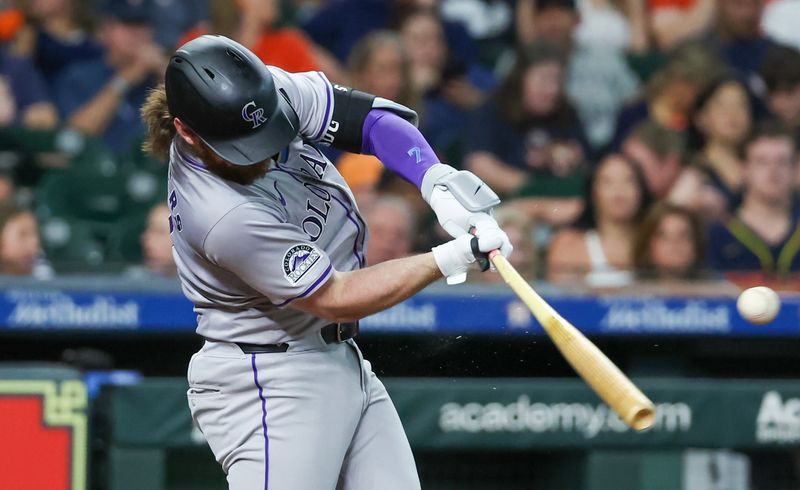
[187, 335, 421, 490]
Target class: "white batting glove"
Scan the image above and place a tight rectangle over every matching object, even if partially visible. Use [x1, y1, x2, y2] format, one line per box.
[432, 227, 512, 285]
[422, 164, 502, 239]
[428, 185, 476, 237]
[469, 213, 513, 259]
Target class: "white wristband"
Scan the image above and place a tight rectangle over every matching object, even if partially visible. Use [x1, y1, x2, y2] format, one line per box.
[432, 235, 475, 285]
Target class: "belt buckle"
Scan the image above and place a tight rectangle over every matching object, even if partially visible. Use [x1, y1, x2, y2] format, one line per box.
[336, 323, 344, 343]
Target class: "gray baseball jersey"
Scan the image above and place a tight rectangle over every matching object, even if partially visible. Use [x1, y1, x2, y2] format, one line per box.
[177, 67, 421, 490]
[169, 67, 364, 345]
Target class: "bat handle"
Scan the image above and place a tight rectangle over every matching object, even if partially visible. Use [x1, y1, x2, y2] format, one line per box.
[469, 236, 491, 272]
[468, 226, 496, 271]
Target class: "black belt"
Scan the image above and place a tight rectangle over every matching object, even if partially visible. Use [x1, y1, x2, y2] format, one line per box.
[236, 322, 359, 354]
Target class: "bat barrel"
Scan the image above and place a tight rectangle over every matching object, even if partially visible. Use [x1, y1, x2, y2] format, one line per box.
[490, 253, 656, 431]
[629, 406, 656, 431]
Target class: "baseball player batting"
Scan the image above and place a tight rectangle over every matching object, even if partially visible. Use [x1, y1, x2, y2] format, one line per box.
[141, 35, 512, 490]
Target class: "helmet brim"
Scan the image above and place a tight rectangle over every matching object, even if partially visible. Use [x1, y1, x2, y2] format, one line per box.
[200, 91, 300, 166]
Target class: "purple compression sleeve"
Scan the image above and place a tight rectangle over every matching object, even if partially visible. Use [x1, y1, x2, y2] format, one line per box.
[361, 109, 438, 188]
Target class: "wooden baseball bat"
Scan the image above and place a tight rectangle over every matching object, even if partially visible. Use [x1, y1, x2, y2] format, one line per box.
[489, 251, 655, 431]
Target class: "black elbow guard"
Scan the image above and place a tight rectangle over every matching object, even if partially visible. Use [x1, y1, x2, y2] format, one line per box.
[323, 84, 376, 153]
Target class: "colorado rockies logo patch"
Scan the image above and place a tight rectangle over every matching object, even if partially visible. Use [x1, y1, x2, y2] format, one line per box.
[242, 101, 268, 129]
[283, 244, 321, 284]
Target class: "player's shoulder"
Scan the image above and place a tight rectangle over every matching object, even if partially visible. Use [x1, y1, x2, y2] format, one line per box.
[200, 199, 288, 252]
[170, 175, 287, 251]
[266, 65, 329, 93]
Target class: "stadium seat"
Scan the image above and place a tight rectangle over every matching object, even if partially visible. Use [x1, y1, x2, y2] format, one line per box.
[106, 213, 148, 264]
[37, 215, 108, 273]
[120, 138, 169, 214]
[35, 167, 128, 224]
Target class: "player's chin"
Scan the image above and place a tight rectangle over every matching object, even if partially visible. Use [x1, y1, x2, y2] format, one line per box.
[237, 161, 269, 185]
[210, 160, 269, 185]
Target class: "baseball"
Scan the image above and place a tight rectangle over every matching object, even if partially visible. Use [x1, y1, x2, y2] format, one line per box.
[737, 286, 781, 325]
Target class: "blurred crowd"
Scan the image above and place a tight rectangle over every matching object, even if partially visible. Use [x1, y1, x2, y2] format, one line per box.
[1, 0, 800, 290]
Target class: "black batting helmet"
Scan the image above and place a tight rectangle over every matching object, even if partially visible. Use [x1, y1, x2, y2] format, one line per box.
[165, 35, 299, 166]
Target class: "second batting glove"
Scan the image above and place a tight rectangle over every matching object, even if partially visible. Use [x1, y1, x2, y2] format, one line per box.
[432, 227, 512, 285]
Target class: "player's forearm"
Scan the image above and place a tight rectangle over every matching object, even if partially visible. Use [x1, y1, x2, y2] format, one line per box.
[361, 109, 438, 187]
[294, 253, 442, 322]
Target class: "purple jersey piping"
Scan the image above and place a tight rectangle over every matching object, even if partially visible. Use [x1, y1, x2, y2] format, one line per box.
[251, 354, 269, 490]
[312, 72, 333, 142]
[268, 167, 365, 266]
[274, 264, 333, 307]
[329, 194, 366, 267]
[175, 145, 207, 171]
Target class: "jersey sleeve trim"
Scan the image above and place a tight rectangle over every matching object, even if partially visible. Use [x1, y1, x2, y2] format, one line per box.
[274, 263, 333, 307]
[312, 72, 333, 142]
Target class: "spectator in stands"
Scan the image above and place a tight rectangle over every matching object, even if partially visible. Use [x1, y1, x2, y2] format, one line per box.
[0, 5, 24, 42]
[704, 0, 776, 87]
[464, 42, 587, 226]
[0, 170, 13, 205]
[150, 0, 207, 50]
[610, 42, 724, 150]
[670, 77, 753, 221]
[365, 195, 417, 266]
[759, 45, 800, 143]
[547, 154, 651, 287]
[480, 206, 538, 282]
[299, 0, 475, 68]
[622, 121, 686, 199]
[438, 0, 512, 66]
[179, 0, 318, 73]
[0, 45, 58, 129]
[516, 0, 641, 149]
[130, 202, 175, 278]
[0, 205, 50, 278]
[399, 8, 494, 158]
[12, 0, 102, 84]
[54, 0, 166, 156]
[762, 0, 800, 51]
[648, 0, 715, 50]
[373, 171, 438, 253]
[575, 0, 648, 53]
[394, 0, 478, 67]
[300, 0, 392, 63]
[230, 0, 319, 73]
[349, 30, 415, 107]
[336, 31, 416, 203]
[633, 202, 705, 279]
[707, 122, 800, 274]
[516, 0, 645, 52]
[516, 0, 578, 49]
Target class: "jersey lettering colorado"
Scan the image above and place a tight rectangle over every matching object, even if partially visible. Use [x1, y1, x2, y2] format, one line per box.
[167, 67, 366, 345]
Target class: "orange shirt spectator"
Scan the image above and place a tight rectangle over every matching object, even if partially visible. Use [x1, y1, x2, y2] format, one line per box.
[648, 0, 696, 10]
[249, 29, 318, 73]
[0, 9, 23, 42]
[648, 0, 715, 50]
[178, 26, 318, 73]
